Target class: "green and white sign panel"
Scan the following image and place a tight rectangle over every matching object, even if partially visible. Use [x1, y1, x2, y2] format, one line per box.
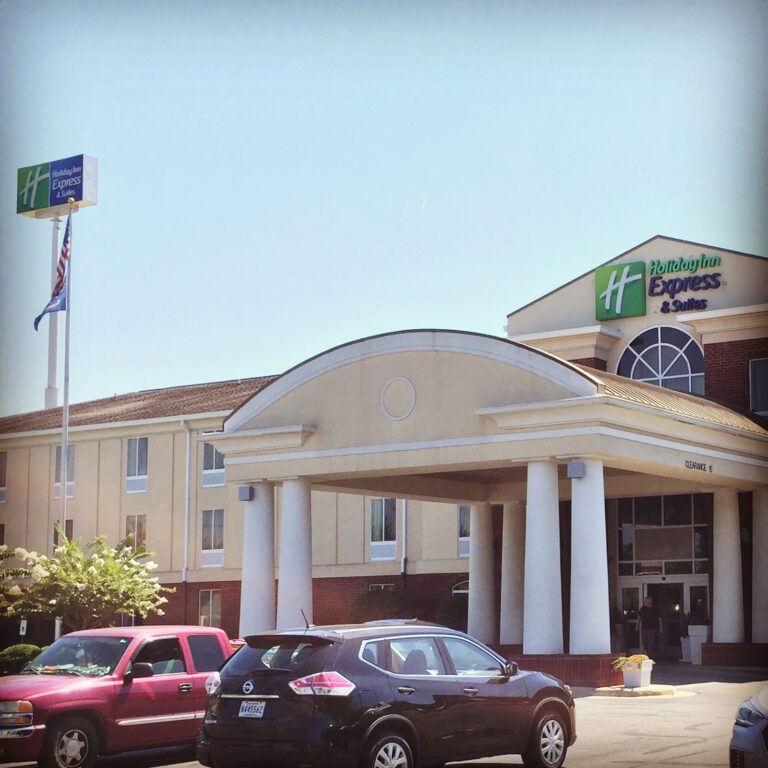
[594, 261, 646, 320]
[17, 154, 97, 218]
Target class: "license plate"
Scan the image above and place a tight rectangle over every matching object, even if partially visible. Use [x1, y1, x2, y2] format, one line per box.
[239, 700, 266, 718]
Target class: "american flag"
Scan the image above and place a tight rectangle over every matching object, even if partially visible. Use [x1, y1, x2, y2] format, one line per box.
[34, 214, 71, 331]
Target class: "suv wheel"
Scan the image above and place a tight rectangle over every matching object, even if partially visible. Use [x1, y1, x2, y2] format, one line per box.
[363, 732, 414, 768]
[522, 710, 567, 768]
[41, 716, 99, 768]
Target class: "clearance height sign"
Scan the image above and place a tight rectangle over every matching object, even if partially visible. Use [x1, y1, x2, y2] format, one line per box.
[17, 154, 97, 218]
[595, 255, 723, 321]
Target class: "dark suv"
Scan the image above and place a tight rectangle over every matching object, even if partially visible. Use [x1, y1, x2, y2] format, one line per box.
[197, 621, 575, 768]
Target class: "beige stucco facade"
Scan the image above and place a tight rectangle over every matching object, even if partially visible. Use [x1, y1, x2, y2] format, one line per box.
[1, 235, 766, 657]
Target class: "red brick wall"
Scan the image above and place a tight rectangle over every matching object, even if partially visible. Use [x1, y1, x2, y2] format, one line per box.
[156, 573, 464, 638]
[158, 580, 245, 640]
[313, 572, 467, 625]
[703, 338, 768, 409]
[702, 643, 768, 667]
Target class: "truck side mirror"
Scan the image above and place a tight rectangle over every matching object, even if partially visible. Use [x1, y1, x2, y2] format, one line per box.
[125, 662, 154, 681]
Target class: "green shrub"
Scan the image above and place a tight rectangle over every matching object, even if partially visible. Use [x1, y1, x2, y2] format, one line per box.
[0, 643, 42, 675]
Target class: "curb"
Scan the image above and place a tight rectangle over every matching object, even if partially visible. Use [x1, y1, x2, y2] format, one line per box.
[592, 684, 677, 697]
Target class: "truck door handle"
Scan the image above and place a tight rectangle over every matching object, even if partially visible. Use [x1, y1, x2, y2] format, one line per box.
[178, 683, 192, 693]
[397, 686, 416, 695]
[463, 687, 479, 696]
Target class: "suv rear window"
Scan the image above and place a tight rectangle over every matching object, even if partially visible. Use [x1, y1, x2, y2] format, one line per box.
[188, 634, 226, 672]
[225, 637, 333, 676]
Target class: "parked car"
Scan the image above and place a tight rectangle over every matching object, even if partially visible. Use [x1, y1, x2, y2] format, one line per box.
[730, 685, 768, 767]
[197, 620, 576, 768]
[0, 625, 233, 768]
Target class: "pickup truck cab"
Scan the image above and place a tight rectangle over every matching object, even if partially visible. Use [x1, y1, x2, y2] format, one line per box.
[0, 625, 233, 768]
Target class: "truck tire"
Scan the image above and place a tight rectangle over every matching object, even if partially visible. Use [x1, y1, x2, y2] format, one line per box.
[41, 715, 99, 768]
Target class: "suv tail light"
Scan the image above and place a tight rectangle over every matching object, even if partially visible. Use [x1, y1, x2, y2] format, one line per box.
[205, 671, 221, 695]
[288, 671, 355, 696]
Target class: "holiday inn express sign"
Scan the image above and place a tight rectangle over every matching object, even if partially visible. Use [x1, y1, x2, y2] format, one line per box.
[595, 254, 723, 320]
[17, 154, 97, 218]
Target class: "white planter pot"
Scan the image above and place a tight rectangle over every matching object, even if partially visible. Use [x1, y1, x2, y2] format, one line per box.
[688, 625, 712, 666]
[623, 659, 653, 688]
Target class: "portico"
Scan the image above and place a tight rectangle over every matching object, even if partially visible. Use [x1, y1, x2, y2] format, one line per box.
[208, 330, 768, 682]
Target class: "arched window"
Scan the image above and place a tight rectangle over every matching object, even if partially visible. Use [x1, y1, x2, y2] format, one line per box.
[617, 327, 704, 394]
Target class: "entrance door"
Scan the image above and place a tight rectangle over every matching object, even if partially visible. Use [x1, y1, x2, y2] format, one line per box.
[646, 583, 684, 659]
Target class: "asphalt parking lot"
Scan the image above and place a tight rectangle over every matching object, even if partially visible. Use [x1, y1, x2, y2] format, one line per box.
[7, 664, 767, 768]
[451, 663, 768, 768]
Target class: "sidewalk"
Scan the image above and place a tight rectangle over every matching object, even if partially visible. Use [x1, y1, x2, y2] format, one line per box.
[573, 660, 768, 699]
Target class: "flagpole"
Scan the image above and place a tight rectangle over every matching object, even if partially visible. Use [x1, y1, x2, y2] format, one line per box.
[45, 217, 61, 409]
[59, 200, 75, 540]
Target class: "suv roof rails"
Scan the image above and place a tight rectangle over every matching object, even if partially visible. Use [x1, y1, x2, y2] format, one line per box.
[363, 618, 438, 626]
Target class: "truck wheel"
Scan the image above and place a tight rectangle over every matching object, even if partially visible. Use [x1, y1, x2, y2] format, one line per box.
[41, 716, 99, 768]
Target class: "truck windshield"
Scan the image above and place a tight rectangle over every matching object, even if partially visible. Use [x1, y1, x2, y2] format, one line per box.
[22, 635, 131, 677]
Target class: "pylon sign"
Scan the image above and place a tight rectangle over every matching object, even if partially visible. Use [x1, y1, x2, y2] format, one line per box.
[17, 154, 97, 218]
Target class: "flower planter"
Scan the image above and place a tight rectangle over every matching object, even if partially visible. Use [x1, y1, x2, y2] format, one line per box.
[622, 659, 653, 688]
[688, 625, 711, 666]
[680, 636, 691, 663]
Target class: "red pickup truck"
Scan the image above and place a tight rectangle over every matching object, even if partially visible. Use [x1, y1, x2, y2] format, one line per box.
[0, 625, 233, 768]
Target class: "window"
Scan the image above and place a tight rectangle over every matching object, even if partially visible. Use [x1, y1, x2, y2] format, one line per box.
[199, 589, 222, 627]
[201, 508, 224, 567]
[368, 583, 396, 592]
[442, 636, 504, 677]
[458, 505, 470, 557]
[188, 634, 226, 672]
[53, 519, 74, 545]
[54, 444, 75, 499]
[617, 326, 704, 394]
[750, 359, 768, 415]
[125, 514, 147, 548]
[132, 637, 186, 675]
[0, 451, 6, 503]
[386, 636, 446, 675]
[0, 524, 4, 545]
[452, 580, 469, 596]
[617, 494, 711, 576]
[126, 437, 148, 493]
[370, 498, 397, 560]
[202, 442, 225, 487]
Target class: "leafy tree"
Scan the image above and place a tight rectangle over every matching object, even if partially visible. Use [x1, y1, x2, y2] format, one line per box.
[0, 527, 173, 630]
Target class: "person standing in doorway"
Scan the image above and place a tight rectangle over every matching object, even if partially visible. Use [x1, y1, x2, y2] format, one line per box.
[639, 595, 661, 656]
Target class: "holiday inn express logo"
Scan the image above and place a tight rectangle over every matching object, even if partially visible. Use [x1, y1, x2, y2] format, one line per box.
[17, 162, 51, 213]
[595, 261, 646, 320]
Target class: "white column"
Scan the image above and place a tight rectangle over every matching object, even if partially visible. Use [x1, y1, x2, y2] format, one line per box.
[276, 478, 313, 629]
[500, 501, 525, 645]
[569, 459, 611, 654]
[239, 483, 276, 635]
[468, 503, 495, 644]
[712, 488, 744, 643]
[752, 490, 768, 642]
[524, 461, 563, 654]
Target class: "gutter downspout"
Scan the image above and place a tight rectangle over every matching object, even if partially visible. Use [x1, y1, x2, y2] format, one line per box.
[181, 420, 192, 623]
[401, 499, 408, 590]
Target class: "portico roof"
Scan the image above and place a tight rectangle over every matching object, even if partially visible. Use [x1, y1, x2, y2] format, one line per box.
[213, 330, 768, 496]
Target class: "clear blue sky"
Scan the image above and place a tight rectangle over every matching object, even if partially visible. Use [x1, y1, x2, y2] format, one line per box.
[1, 0, 766, 417]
